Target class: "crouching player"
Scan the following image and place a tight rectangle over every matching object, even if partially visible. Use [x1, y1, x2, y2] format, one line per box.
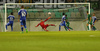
[59, 13, 70, 31]
[35, 17, 56, 31]
[6, 12, 15, 31]
[64, 15, 73, 31]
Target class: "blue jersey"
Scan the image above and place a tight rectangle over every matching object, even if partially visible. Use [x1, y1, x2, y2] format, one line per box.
[62, 15, 66, 22]
[7, 15, 15, 23]
[18, 9, 27, 20]
[92, 16, 97, 25]
[92, 16, 97, 23]
[60, 15, 66, 26]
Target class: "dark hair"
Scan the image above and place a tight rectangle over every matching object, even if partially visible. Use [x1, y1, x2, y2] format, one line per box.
[62, 13, 65, 15]
[65, 15, 67, 17]
[11, 12, 13, 15]
[41, 19, 42, 20]
[21, 5, 24, 8]
[87, 11, 88, 13]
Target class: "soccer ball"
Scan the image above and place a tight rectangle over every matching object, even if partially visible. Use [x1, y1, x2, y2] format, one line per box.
[48, 12, 51, 15]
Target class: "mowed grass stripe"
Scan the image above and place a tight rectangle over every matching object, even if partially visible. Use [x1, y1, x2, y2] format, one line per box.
[0, 31, 100, 51]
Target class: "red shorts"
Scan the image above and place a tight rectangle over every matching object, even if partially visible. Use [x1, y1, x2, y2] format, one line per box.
[43, 24, 49, 30]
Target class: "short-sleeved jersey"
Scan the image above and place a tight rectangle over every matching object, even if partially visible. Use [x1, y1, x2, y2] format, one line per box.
[88, 14, 92, 21]
[7, 15, 15, 23]
[18, 9, 27, 20]
[62, 15, 66, 22]
[92, 16, 97, 23]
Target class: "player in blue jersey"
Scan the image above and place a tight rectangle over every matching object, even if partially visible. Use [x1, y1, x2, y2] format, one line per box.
[59, 13, 70, 31]
[6, 12, 15, 31]
[92, 13, 97, 25]
[18, 5, 28, 33]
[92, 13, 97, 30]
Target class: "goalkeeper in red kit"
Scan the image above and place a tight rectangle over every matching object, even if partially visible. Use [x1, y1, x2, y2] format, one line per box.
[35, 17, 56, 31]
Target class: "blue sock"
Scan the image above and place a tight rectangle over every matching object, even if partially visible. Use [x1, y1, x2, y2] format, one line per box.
[6, 25, 7, 30]
[11, 26, 13, 31]
[64, 24, 69, 29]
[59, 26, 61, 31]
[21, 27, 23, 31]
[65, 26, 69, 29]
[24, 25, 27, 29]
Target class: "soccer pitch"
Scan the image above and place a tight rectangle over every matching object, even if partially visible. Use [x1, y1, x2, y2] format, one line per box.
[0, 31, 100, 51]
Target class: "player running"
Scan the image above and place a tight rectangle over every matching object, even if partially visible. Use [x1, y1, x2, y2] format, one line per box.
[64, 15, 73, 31]
[59, 13, 70, 31]
[6, 12, 15, 31]
[92, 13, 97, 30]
[35, 17, 56, 31]
[83, 11, 93, 30]
[18, 5, 28, 33]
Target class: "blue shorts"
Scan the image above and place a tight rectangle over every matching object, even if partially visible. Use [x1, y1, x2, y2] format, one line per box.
[20, 20, 26, 26]
[60, 21, 66, 26]
[6, 22, 13, 26]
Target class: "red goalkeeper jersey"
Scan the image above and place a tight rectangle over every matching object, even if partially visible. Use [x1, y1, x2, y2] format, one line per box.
[36, 17, 51, 29]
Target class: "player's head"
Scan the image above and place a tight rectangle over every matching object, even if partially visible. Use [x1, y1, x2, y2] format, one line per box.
[65, 15, 67, 17]
[87, 11, 89, 15]
[41, 19, 43, 22]
[93, 13, 95, 16]
[62, 13, 65, 15]
[21, 5, 24, 9]
[11, 12, 13, 15]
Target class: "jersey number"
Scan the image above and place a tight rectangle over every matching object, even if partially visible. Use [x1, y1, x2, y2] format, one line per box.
[22, 12, 26, 17]
[10, 17, 13, 21]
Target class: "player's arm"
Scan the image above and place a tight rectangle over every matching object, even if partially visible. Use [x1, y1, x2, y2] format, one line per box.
[44, 17, 51, 22]
[35, 23, 40, 27]
[83, 18, 88, 22]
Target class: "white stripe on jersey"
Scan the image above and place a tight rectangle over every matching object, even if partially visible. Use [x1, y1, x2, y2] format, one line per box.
[62, 15, 65, 21]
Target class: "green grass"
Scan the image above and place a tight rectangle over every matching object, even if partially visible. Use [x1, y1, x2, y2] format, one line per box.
[0, 31, 100, 51]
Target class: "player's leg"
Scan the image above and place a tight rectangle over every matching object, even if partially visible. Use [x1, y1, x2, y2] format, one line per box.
[92, 26, 96, 30]
[64, 24, 68, 31]
[91, 23, 96, 31]
[49, 24, 55, 26]
[20, 20, 24, 33]
[64, 22, 69, 31]
[59, 22, 64, 31]
[67, 22, 73, 30]
[87, 23, 89, 30]
[43, 27, 48, 31]
[44, 24, 49, 31]
[64, 25, 70, 31]
[64, 22, 70, 31]
[23, 20, 28, 33]
[6, 22, 10, 31]
[69, 27, 73, 30]
[59, 24, 62, 31]
[11, 23, 13, 31]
